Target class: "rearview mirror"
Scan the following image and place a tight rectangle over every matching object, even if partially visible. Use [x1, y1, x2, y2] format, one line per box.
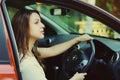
[50, 8, 69, 16]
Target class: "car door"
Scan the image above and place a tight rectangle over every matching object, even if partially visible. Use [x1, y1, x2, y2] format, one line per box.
[0, 0, 22, 80]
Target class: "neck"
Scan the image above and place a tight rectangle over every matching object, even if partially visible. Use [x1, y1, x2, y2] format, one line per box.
[28, 37, 37, 54]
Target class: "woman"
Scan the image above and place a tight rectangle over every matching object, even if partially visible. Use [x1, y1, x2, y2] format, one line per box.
[12, 9, 93, 80]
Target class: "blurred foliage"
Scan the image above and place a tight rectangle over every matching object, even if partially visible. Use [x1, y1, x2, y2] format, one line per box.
[96, 0, 120, 19]
[7, 7, 18, 21]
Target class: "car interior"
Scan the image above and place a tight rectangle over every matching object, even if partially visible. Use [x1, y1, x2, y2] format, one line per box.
[4, 0, 120, 80]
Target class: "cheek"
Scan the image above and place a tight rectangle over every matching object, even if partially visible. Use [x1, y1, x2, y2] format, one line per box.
[29, 29, 44, 39]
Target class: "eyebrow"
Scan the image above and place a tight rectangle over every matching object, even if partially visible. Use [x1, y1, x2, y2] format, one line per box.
[35, 18, 41, 21]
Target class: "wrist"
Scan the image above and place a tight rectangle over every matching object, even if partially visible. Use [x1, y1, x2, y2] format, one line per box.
[74, 37, 81, 43]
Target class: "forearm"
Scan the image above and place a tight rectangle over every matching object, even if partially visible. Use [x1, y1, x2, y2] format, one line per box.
[37, 37, 79, 58]
[37, 34, 93, 58]
[48, 37, 79, 56]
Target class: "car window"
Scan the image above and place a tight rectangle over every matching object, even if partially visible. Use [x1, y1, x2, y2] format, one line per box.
[96, 0, 120, 19]
[26, 3, 120, 39]
[7, 2, 120, 39]
[79, 0, 120, 19]
[7, 7, 18, 21]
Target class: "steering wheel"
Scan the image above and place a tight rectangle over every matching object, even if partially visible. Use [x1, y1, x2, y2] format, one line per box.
[62, 40, 95, 79]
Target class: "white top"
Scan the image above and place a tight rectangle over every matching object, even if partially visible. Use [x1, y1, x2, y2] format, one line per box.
[20, 54, 47, 80]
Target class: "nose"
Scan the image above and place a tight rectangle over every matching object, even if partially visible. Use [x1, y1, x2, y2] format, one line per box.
[40, 22, 45, 28]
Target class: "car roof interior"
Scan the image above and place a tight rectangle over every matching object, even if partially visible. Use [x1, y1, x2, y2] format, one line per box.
[6, 0, 36, 9]
[6, 0, 65, 9]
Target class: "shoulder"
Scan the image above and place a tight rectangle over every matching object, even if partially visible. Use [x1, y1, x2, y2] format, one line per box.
[20, 54, 42, 71]
[20, 55, 47, 80]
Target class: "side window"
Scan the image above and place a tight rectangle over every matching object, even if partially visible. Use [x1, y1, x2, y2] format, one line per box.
[0, 12, 10, 64]
[7, 7, 18, 21]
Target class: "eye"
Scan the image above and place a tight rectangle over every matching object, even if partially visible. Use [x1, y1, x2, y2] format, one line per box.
[34, 21, 39, 24]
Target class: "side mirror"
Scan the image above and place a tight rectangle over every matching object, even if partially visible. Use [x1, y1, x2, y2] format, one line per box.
[50, 8, 69, 16]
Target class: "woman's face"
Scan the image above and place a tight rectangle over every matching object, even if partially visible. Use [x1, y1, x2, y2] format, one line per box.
[29, 12, 45, 40]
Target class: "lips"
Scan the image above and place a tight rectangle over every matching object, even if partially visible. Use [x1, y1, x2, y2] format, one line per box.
[40, 29, 44, 34]
[41, 31, 44, 34]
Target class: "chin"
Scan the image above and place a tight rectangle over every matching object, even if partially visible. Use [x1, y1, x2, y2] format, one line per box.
[39, 35, 44, 39]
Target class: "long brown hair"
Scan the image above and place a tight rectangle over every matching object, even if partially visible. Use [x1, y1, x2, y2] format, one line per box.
[12, 9, 45, 69]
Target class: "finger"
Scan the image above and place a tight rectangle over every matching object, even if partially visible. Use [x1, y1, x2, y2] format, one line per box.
[76, 72, 87, 76]
[86, 35, 93, 40]
[84, 34, 93, 39]
[82, 73, 87, 76]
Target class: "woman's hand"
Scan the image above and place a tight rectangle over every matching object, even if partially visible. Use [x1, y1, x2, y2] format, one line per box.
[75, 34, 93, 42]
[69, 72, 87, 80]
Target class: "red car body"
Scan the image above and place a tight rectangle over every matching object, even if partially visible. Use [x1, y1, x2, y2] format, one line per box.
[0, 0, 18, 79]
